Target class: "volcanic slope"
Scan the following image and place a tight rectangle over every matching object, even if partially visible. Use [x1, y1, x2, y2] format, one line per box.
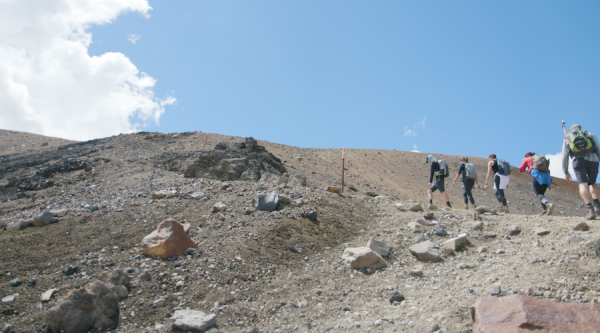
[0, 129, 597, 333]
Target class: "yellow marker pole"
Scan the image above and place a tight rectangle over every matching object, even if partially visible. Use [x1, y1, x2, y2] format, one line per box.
[342, 147, 346, 193]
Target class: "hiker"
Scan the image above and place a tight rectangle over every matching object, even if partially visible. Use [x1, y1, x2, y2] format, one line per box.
[562, 124, 600, 220]
[452, 157, 481, 210]
[426, 155, 452, 209]
[519, 152, 554, 215]
[484, 154, 510, 213]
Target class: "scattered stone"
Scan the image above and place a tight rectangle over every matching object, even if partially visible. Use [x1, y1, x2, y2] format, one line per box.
[409, 203, 423, 212]
[472, 294, 600, 332]
[348, 185, 357, 192]
[409, 267, 423, 276]
[432, 228, 448, 237]
[113, 284, 128, 299]
[252, 193, 281, 212]
[190, 192, 205, 199]
[367, 238, 390, 257]
[287, 174, 307, 187]
[301, 210, 318, 221]
[427, 204, 438, 211]
[18, 219, 31, 230]
[151, 190, 176, 200]
[471, 221, 484, 231]
[534, 228, 550, 236]
[327, 186, 341, 194]
[2, 324, 13, 333]
[474, 206, 497, 215]
[395, 203, 407, 211]
[32, 211, 59, 226]
[429, 323, 440, 332]
[409, 240, 441, 262]
[138, 272, 152, 282]
[389, 291, 405, 304]
[342, 247, 387, 269]
[279, 194, 290, 204]
[489, 285, 501, 296]
[478, 246, 488, 253]
[473, 213, 481, 220]
[171, 309, 217, 331]
[573, 222, 590, 231]
[290, 245, 302, 254]
[141, 219, 198, 259]
[100, 269, 131, 286]
[41, 289, 58, 302]
[46, 281, 119, 333]
[28, 278, 37, 286]
[506, 225, 521, 236]
[8, 278, 22, 287]
[408, 222, 423, 232]
[441, 233, 468, 252]
[1, 295, 15, 304]
[423, 212, 434, 220]
[63, 266, 80, 276]
[566, 236, 586, 245]
[416, 218, 438, 226]
[153, 298, 166, 307]
[366, 191, 378, 197]
[211, 202, 227, 213]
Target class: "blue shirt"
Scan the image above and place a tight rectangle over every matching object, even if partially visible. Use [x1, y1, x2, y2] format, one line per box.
[531, 169, 552, 187]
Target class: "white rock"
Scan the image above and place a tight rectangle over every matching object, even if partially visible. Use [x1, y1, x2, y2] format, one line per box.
[409, 240, 440, 262]
[367, 238, 390, 257]
[171, 309, 217, 331]
[342, 247, 387, 269]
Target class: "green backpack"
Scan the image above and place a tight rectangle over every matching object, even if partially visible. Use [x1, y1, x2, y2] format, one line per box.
[567, 129, 594, 157]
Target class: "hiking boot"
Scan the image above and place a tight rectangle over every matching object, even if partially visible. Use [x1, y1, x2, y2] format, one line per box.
[444, 206, 452, 211]
[586, 208, 597, 220]
[546, 203, 555, 216]
[594, 202, 600, 214]
[504, 207, 510, 214]
[464, 204, 468, 210]
[538, 210, 547, 216]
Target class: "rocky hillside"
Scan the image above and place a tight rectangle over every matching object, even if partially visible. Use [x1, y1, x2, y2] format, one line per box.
[0, 129, 597, 333]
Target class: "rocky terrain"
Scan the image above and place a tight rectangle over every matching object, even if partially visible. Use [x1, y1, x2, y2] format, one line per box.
[0, 129, 598, 333]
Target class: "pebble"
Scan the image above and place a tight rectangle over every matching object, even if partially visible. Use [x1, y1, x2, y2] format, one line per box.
[8, 278, 22, 287]
[489, 285, 501, 296]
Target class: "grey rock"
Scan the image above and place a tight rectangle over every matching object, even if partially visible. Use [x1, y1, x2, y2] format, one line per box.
[32, 211, 58, 226]
[423, 212, 434, 220]
[433, 228, 447, 237]
[100, 269, 131, 286]
[489, 285, 501, 296]
[389, 292, 405, 304]
[566, 236, 586, 245]
[18, 219, 32, 230]
[138, 272, 152, 282]
[28, 278, 36, 286]
[534, 228, 550, 236]
[171, 309, 217, 331]
[301, 210, 318, 221]
[287, 174, 307, 187]
[366, 191, 378, 197]
[153, 298, 165, 307]
[429, 323, 440, 332]
[90, 205, 99, 212]
[8, 278, 22, 287]
[506, 225, 521, 236]
[252, 193, 281, 212]
[474, 206, 497, 215]
[63, 266, 80, 276]
[367, 238, 391, 257]
[573, 222, 590, 231]
[409, 240, 440, 262]
[1, 295, 15, 304]
[290, 245, 302, 254]
[471, 221, 484, 230]
[409, 203, 423, 212]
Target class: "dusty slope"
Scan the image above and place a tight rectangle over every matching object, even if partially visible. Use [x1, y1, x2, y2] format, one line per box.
[0, 130, 596, 333]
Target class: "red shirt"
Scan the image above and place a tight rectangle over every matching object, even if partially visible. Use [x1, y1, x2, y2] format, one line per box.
[519, 156, 534, 174]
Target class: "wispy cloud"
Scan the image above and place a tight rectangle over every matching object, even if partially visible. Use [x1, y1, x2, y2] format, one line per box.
[411, 145, 421, 153]
[547, 152, 576, 181]
[127, 34, 140, 44]
[404, 117, 427, 137]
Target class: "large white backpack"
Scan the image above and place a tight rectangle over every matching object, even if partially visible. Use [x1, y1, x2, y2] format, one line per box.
[464, 163, 477, 180]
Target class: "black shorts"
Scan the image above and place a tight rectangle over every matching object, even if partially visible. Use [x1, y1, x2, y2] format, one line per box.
[429, 178, 446, 193]
[573, 158, 599, 185]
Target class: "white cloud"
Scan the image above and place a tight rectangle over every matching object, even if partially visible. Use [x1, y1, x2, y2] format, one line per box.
[127, 34, 140, 44]
[404, 117, 427, 137]
[411, 145, 421, 153]
[0, 0, 175, 141]
[546, 152, 576, 181]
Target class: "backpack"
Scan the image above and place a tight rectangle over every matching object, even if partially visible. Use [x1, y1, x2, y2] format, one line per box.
[566, 129, 594, 157]
[532, 154, 549, 171]
[464, 163, 477, 180]
[435, 159, 449, 178]
[497, 159, 511, 176]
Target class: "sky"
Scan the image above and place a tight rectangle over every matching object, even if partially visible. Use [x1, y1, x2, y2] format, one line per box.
[1, 1, 599, 178]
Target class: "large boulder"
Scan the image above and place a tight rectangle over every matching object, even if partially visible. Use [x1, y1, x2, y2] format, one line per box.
[342, 247, 387, 269]
[46, 281, 119, 333]
[252, 193, 281, 212]
[171, 310, 216, 331]
[184, 137, 286, 181]
[409, 240, 441, 262]
[471, 294, 600, 333]
[141, 220, 198, 259]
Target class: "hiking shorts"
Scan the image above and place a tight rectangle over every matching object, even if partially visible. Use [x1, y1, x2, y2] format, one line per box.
[573, 158, 599, 185]
[429, 178, 445, 193]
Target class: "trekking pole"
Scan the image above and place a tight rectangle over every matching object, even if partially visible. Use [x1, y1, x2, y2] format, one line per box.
[562, 120, 567, 138]
[341, 147, 345, 193]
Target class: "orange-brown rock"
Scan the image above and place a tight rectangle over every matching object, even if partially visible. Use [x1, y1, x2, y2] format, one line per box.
[141, 220, 197, 259]
[472, 294, 600, 333]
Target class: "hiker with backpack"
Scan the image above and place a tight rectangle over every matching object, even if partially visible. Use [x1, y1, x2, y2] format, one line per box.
[484, 154, 511, 213]
[561, 124, 600, 220]
[426, 155, 452, 210]
[519, 152, 554, 215]
[452, 157, 481, 210]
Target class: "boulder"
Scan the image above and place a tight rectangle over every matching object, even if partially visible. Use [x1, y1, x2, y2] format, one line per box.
[342, 247, 387, 269]
[474, 206, 497, 215]
[287, 174, 307, 187]
[409, 240, 441, 262]
[252, 193, 281, 212]
[367, 238, 390, 257]
[141, 220, 198, 259]
[46, 281, 119, 333]
[100, 269, 131, 286]
[471, 294, 600, 333]
[409, 203, 423, 212]
[32, 211, 58, 226]
[423, 212, 435, 220]
[573, 222, 590, 231]
[171, 309, 216, 331]
[441, 233, 468, 252]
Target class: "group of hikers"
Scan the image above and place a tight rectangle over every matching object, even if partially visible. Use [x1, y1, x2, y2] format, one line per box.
[425, 123, 600, 220]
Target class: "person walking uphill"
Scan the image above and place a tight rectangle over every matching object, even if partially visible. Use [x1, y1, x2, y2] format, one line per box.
[519, 152, 554, 215]
[452, 157, 481, 210]
[426, 155, 452, 210]
[562, 124, 600, 220]
[484, 154, 511, 213]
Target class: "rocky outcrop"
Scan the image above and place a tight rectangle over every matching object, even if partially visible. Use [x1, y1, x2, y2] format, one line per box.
[184, 137, 286, 181]
[45, 281, 120, 333]
[141, 220, 198, 259]
[471, 294, 600, 333]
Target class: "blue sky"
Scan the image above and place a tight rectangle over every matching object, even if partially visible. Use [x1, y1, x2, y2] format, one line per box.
[2, 1, 599, 170]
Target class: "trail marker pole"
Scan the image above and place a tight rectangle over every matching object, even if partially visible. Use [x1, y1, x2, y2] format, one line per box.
[342, 147, 345, 193]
